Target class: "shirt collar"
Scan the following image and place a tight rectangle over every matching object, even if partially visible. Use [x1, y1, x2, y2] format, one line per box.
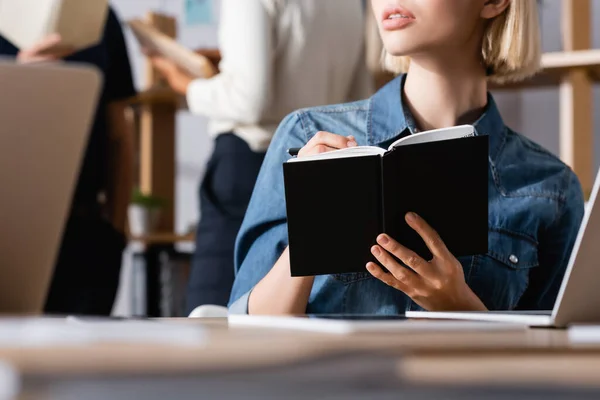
[368, 74, 506, 158]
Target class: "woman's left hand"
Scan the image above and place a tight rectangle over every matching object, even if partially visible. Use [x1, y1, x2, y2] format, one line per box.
[367, 212, 488, 312]
[148, 56, 193, 95]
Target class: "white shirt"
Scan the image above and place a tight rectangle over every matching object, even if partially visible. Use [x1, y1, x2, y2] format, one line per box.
[186, 0, 371, 152]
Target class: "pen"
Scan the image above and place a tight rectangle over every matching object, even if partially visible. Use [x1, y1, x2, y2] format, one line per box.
[287, 148, 301, 157]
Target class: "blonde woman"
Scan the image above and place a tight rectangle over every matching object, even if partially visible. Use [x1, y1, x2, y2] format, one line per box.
[230, 0, 585, 315]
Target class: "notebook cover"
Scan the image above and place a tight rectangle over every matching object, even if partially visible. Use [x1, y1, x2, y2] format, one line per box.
[283, 155, 383, 276]
[382, 135, 489, 261]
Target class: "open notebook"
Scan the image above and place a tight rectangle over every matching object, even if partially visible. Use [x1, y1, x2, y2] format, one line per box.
[283, 125, 489, 277]
[289, 125, 477, 162]
[128, 19, 216, 79]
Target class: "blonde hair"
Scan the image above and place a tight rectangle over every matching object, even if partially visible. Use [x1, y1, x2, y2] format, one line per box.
[383, 0, 542, 84]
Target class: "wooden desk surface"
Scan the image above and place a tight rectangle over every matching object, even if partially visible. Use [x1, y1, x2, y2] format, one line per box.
[1, 318, 600, 389]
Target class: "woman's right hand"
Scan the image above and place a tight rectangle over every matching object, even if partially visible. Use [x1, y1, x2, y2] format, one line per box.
[298, 131, 358, 157]
[17, 34, 74, 63]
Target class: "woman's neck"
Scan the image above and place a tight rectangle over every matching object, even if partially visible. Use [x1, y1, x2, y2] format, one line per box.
[403, 58, 488, 132]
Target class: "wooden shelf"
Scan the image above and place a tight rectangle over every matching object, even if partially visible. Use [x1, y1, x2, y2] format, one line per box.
[493, 49, 600, 90]
[544, 49, 600, 72]
[129, 232, 195, 245]
[129, 87, 181, 105]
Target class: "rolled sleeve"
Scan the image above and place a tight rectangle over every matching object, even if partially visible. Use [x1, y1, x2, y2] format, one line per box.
[228, 290, 252, 314]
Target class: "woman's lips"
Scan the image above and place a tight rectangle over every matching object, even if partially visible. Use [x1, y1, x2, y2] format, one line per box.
[382, 5, 416, 31]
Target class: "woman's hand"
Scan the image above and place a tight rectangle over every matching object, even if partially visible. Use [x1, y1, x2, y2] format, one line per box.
[367, 212, 487, 312]
[148, 56, 194, 95]
[17, 34, 74, 63]
[194, 48, 222, 68]
[298, 131, 358, 157]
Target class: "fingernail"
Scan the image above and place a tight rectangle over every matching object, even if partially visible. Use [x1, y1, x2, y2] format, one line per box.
[406, 212, 417, 222]
[371, 246, 381, 256]
[347, 140, 358, 147]
[378, 235, 389, 245]
[366, 263, 374, 271]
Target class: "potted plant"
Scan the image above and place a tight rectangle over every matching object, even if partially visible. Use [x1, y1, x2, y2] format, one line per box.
[128, 188, 166, 236]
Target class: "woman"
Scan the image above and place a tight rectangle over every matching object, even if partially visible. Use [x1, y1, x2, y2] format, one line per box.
[229, 0, 585, 315]
[150, 0, 371, 311]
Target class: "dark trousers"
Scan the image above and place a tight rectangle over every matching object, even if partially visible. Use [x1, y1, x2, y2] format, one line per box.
[186, 133, 266, 312]
[44, 212, 126, 315]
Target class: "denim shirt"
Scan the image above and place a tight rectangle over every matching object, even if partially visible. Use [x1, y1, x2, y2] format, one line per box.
[229, 75, 585, 314]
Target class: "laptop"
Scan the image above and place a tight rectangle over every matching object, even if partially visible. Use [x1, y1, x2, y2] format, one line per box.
[406, 168, 600, 328]
[0, 61, 101, 314]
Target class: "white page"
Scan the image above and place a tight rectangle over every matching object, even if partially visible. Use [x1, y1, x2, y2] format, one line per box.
[128, 19, 214, 78]
[387, 125, 475, 150]
[286, 125, 475, 163]
[287, 146, 385, 163]
[0, 318, 206, 348]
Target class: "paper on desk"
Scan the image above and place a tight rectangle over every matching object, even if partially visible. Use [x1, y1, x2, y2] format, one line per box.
[0, 318, 206, 348]
[568, 325, 600, 343]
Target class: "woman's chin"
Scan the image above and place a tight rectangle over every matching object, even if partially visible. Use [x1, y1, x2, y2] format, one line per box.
[381, 41, 424, 59]
[384, 48, 418, 59]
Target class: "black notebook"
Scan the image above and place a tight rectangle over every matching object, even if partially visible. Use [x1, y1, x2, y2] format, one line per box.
[283, 125, 489, 277]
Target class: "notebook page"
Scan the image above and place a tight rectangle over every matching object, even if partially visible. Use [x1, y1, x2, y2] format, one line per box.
[388, 125, 475, 150]
[287, 146, 385, 163]
[128, 19, 214, 78]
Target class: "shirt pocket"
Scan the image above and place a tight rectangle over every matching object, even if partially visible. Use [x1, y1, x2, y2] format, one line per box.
[468, 229, 539, 310]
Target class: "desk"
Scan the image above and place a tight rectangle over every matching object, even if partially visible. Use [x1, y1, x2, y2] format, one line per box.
[2, 319, 600, 398]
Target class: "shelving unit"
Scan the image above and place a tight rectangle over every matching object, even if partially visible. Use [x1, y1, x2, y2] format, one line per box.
[126, 12, 188, 246]
[125, 13, 191, 317]
[498, 0, 594, 198]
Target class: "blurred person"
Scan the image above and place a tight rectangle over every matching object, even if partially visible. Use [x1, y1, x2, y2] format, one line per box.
[229, 0, 586, 315]
[0, 6, 136, 315]
[150, 0, 372, 311]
